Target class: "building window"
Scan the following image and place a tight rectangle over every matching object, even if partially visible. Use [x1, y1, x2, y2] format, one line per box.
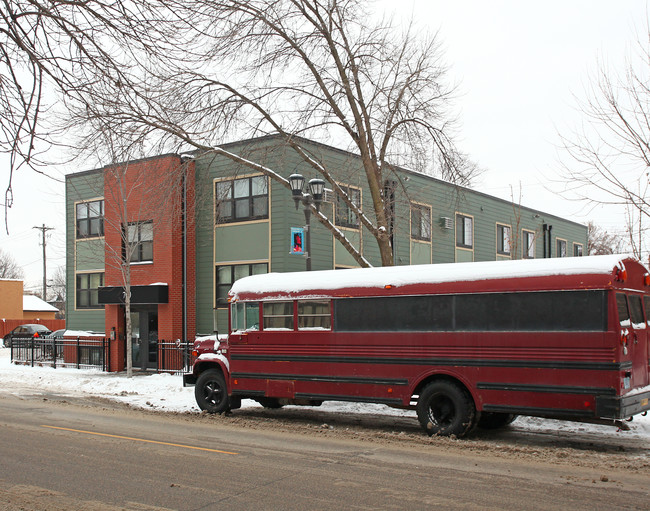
[456, 214, 473, 249]
[76, 200, 104, 238]
[216, 263, 268, 307]
[523, 230, 536, 259]
[215, 175, 268, 223]
[336, 185, 361, 229]
[125, 221, 153, 263]
[76, 272, 104, 309]
[574, 243, 584, 257]
[497, 224, 511, 256]
[411, 204, 432, 241]
[556, 239, 567, 257]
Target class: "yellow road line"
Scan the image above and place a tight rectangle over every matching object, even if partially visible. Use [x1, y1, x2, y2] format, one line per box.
[41, 425, 238, 455]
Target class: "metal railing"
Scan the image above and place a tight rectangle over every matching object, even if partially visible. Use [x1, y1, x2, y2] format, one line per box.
[10, 337, 110, 371]
[157, 340, 195, 375]
[9, 337, 196, 374]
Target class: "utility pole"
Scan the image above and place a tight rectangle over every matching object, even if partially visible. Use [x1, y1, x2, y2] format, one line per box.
[33, 224, 54, 300]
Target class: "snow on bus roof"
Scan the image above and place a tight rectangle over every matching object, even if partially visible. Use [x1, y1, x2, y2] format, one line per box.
[229, 254, 639, 299]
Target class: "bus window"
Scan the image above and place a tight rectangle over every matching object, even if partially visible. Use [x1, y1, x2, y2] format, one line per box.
[298, 300, 331, 330]
[644, 296, 650, 327]
[628, 295, 646, 329]
[616, 293, 630, 327]
[231, 302, 260, 332]
[263, 301, 294, 330]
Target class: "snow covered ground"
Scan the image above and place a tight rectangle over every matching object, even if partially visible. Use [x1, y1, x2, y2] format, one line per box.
[1, 347, 649, 441]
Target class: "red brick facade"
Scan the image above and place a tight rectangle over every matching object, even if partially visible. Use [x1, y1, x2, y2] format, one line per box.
[102, 155, 196, 371]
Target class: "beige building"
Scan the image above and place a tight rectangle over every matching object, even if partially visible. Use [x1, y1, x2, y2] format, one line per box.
[0, 279, 58, 320]
[0, 279, 24, 319]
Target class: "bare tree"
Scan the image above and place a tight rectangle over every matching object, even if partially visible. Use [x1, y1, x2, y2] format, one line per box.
[0, 0, 179, 230]
[587, 221, 625, 255]
[49, 264, 66, 301]
[557, 23, 650, 260]
[0, 247, 23, 279]
[75, 0, 477, 267]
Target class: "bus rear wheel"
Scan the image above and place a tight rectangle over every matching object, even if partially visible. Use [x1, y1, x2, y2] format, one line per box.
[195, 369, 229, 414]
[416, 380, 476, 438]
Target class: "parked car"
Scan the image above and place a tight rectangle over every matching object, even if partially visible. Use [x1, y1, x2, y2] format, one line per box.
[46, 329, 67, 340]
[2, 324, 52, 348]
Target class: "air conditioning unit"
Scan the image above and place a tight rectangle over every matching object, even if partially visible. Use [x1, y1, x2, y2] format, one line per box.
[323, 188, 335, 203]
[440, 217, 453, 230]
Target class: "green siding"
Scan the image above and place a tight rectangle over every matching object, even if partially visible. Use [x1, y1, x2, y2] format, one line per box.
[334, 230, 362, 267]
[75, 239, 104, 270]
[65, 170, 106, 333]
[411, 241, 432, 265]
[215, 222, 269, 262]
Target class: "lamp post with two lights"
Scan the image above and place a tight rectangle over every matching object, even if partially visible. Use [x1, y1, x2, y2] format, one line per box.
[289, 174, 325, 271]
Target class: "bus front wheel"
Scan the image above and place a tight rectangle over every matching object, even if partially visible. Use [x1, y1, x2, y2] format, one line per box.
[195, 369, 229, 414]
[416, 380, 476, 438]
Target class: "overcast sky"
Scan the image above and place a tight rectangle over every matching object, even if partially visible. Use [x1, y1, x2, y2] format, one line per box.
[1, 1, 647, 293]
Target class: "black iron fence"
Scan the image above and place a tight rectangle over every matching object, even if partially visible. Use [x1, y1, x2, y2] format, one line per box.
[10, 336, 110, 371]
[9, 337, 197, 374]
[157, 341, 195, 375]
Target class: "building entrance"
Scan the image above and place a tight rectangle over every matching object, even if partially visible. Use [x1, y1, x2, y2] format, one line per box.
[130, 305, 158, 370]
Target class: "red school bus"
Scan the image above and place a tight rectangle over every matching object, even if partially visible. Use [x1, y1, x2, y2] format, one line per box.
[184, 254, 650, 437]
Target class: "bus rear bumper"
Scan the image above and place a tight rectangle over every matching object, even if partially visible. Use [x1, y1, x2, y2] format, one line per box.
[596, 386, 650, 419]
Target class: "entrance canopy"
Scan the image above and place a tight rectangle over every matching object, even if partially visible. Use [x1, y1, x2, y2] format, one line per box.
[98, 284, 168, 305]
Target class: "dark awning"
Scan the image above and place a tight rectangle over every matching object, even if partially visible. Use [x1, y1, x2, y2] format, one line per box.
[98, 285, 168, 305]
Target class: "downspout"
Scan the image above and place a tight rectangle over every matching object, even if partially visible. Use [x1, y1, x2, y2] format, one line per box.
[180, 155, 192, 342]
[542, 224, 553, 258]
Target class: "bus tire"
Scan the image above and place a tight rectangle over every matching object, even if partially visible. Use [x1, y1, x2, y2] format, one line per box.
[195, 369, 229, 414]
[416, 380, 476, 438]
[256, 397, 284, 409]
[477, 412, 517, 430]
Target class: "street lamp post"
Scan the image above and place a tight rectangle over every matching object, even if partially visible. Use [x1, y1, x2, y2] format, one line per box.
[289, 174, 325, 271]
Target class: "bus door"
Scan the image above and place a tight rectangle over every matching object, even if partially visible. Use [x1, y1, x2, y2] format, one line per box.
[618, 292, 649, 388]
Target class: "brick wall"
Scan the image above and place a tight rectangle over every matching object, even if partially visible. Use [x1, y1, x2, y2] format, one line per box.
[102, 155, 196, 371]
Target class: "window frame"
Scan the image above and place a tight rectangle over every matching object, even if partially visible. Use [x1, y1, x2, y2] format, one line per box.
[215, 175, 269, 224]
[410, 203, 432, 242]
[496, 223, 512, 256]
[335, 184, 362, 229]
[75, 199, 104, 239]
[556, 238, 567, 258]
[215, 262, 268, 308]
[298, 300, 332, 330]
[455, 213, 474, 249]
[231, 301, 261, 332]
[124, 221, 153, 263]
[263, 301, 295, 330]
[76, 272, 104, 310]
[522, 229, 536, 259]
[616, 292, 630, 327]
[573, 243, 584, 257]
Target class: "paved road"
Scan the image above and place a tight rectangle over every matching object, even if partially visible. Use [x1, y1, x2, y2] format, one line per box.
[1, 394, 649, 510]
